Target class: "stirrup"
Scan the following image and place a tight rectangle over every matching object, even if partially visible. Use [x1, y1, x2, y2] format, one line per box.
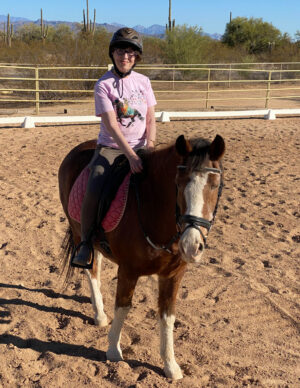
[70, 241, 95, 269]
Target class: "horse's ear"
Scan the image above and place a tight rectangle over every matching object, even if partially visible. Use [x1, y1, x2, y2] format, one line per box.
[209, 135, 225, 161]
[175, 135, 192, 156]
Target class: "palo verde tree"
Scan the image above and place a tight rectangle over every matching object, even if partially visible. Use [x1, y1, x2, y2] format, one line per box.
[222, 17, 285, 54]
[164, 24, 211, 63]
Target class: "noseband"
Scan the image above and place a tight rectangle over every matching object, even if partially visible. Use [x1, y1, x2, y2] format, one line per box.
[133, 165, 223, 254]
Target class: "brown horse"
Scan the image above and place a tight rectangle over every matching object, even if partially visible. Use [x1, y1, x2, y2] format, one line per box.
[58, 134, 225, 380]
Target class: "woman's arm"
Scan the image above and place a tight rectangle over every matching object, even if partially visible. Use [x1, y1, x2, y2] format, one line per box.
[145, 106, 156, 151]
[100, 110, 143, 173]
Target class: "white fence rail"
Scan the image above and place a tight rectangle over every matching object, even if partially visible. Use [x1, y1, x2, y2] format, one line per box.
[1, 109, 300, 129]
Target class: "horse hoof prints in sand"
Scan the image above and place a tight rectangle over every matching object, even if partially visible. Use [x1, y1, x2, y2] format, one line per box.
[59, 134, 225, 380]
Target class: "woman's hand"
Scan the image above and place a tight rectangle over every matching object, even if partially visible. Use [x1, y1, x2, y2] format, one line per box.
[128, 153, 143, 173]
[146, 139, 155, 151]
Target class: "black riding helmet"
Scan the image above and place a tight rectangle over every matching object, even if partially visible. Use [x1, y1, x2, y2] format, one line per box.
[109, 27, 143, 78]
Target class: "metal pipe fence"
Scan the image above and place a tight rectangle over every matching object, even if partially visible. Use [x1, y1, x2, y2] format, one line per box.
[0, 64, 299, 114]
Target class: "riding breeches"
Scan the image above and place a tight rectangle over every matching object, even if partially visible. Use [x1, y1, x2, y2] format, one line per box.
[80, 145, 124, 239]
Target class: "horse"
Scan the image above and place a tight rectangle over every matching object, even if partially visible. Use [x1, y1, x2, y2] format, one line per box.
[58, 134, 225, 380]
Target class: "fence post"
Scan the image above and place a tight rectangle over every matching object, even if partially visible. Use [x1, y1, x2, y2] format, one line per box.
[172, 66, 175, 90]
[228, 63, 232, 88]
[265, 70, 272, 108]
[279, 63, 283, 82]
[205, 69, 211, 109]
[35, 66, 40, 115]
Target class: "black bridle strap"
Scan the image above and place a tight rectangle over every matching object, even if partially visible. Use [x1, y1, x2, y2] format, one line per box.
[179, 214, 211, 231]
[179, 215, 211, 246]
[133, 165, 223, 254]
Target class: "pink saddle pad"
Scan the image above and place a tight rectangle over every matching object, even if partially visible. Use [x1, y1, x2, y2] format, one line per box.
[68, 167, 131, 232]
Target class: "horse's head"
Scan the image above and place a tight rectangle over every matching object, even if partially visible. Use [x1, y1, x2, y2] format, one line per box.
[175, 134, 225, 263]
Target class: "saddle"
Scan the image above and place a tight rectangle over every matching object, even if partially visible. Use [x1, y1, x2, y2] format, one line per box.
[68, 154, 132, 254]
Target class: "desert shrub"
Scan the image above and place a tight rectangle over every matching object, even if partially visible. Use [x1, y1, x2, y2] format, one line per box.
[164, 25, 212, 64]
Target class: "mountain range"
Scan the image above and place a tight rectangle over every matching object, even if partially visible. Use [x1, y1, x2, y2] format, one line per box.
[0, 15, 222, 40]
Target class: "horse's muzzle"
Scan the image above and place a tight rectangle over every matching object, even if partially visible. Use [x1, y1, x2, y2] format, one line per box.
[178, 228, 205, 263]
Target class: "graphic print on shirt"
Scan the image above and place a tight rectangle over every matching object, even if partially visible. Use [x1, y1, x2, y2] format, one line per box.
[113, 98, 144, 128]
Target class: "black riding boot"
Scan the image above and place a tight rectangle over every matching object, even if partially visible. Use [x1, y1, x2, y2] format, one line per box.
[71, 189, 99, 268]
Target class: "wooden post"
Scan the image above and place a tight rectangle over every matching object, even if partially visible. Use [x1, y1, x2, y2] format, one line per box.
[35, 67, 40, 115]
[228, 63, 232, 88]
[205, 69, 211, 109]
[265, 70, 272, 108]
[172, 67, 175, 90]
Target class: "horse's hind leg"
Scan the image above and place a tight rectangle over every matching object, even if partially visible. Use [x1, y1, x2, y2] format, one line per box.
[106, 268, 138, 361]
[158, 270, 185, 380]
[85, 251, 108, 326]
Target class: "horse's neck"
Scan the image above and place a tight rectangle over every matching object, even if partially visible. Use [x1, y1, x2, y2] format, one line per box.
[143, 146, 179, 212]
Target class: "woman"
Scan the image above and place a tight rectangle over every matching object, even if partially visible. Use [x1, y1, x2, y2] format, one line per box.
[72, 27, 157, 267]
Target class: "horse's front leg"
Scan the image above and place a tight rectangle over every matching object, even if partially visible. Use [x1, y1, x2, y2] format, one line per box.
[158, 267, 186, 380]
[85, 251, 108, 326]
[106, 267, 138, 361]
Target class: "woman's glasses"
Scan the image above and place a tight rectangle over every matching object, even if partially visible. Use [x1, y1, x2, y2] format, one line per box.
[114, 48, 138, 58]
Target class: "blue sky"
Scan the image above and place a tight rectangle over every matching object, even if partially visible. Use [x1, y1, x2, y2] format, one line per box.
[1, 0, 299, 38]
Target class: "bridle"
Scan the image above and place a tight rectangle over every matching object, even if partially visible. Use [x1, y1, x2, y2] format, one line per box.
[176, 166, 223, 247]
[134, 164, 223, 254]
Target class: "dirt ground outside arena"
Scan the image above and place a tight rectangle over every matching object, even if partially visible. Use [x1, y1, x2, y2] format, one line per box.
[0, 99, 299, 387]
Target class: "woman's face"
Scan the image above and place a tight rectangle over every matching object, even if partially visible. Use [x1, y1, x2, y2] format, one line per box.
[112, 47, 137, 74]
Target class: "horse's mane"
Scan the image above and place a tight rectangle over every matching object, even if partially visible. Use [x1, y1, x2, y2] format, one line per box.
[138, 137, 212, 179]
[138, 141, 177, 178]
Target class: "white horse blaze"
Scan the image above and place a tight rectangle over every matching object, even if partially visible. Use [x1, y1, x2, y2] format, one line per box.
[180, 172, 208, 261]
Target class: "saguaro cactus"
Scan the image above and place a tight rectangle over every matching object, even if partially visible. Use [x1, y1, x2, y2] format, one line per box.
[6, 14, 13, 47]
[167, 0, 175, 31]
[40, 8, 48, 44]
[82, 0, 96, 36]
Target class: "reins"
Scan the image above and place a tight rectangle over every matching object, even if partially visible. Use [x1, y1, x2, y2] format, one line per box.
[133, 165, 223, 254]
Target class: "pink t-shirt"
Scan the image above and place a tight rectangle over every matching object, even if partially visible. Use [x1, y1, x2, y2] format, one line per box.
[95, 70, 157, 148]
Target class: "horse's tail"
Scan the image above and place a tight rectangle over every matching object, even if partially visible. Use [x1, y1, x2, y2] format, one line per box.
[60, 226, 76, 284]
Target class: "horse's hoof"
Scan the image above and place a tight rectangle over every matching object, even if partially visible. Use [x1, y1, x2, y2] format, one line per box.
[164, 364, 183, 380]
[94, 314, 108, 327]
[106, 348, 123, 362]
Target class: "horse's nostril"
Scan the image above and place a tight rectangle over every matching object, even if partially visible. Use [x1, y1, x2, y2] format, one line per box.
[198, 243, 204, 252]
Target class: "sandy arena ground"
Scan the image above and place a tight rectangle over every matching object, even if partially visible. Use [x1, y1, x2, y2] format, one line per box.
[0, 113, 299, 387]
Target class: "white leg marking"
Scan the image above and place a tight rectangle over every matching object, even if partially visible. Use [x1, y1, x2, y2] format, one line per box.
[106, 306, 130, 361]
[160, 314, 183, 380]
[85, 252, 108, 326]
